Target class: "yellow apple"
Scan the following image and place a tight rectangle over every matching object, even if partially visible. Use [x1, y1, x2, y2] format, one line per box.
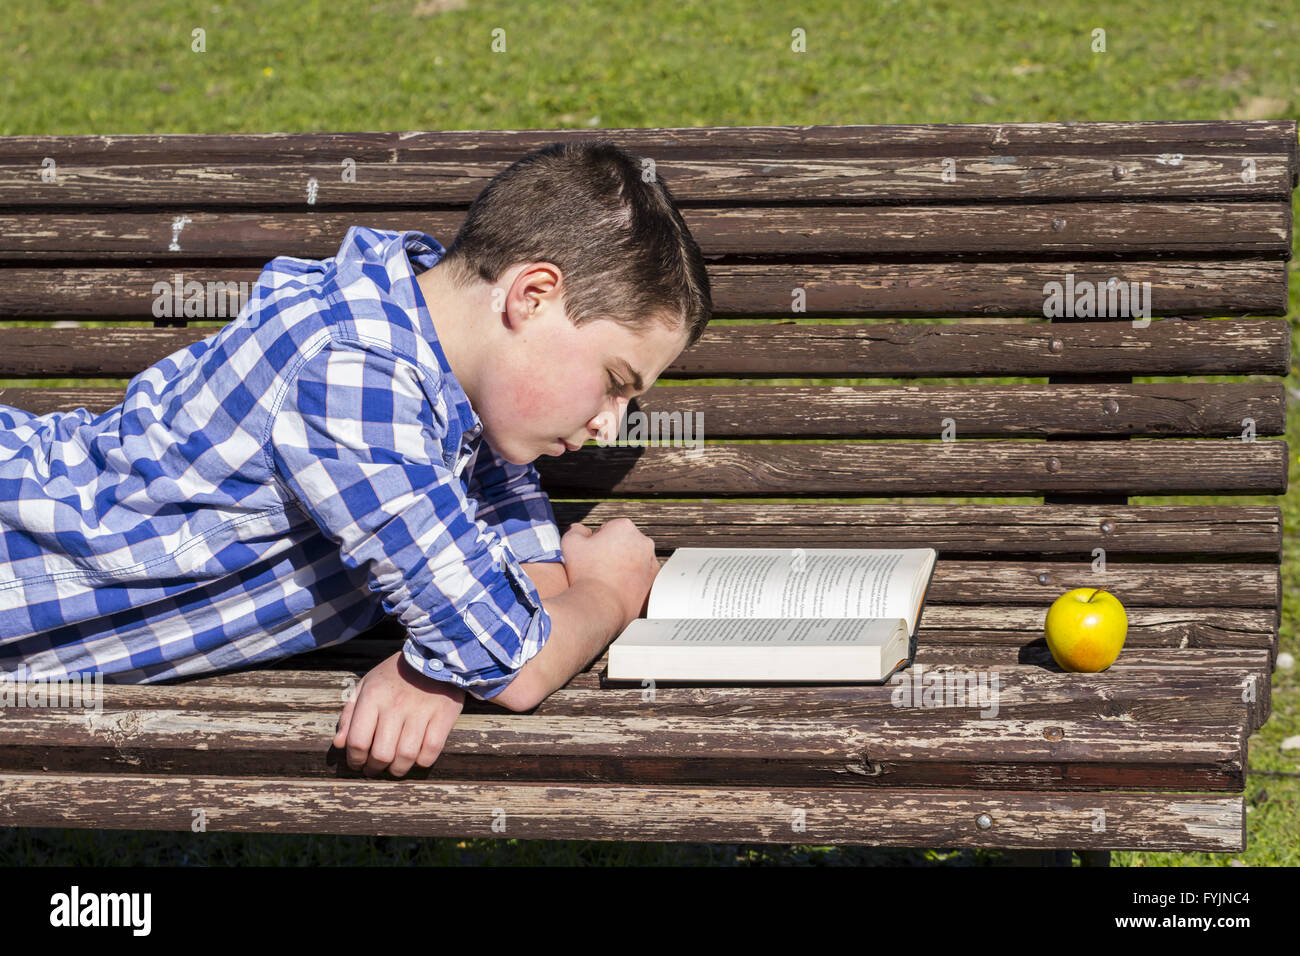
[1044, 587, 1127, 672]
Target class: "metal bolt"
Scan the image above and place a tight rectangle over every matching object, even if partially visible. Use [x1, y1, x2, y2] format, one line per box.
[1046, 457, 1061, 473]
[1043, 726, 1064, 741]
[1112, 164, 1127, 180]
[1051, 217, 1066, 232]
[1100, 518, 1115, 534]
[976, 813, 993, 829]
[1102, 398, 1119, 415]
[1037, 572, 1052, 586]
[1049, 338, 1064, 354]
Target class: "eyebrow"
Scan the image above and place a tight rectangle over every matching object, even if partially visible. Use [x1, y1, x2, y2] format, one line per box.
[613, 357, 646, 394]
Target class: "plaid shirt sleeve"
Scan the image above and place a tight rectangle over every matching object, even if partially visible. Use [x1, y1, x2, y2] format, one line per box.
[266, 336, 552, 700]
[463, 442, 565, 567]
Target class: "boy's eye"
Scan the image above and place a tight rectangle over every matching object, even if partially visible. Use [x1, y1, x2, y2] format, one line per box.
[608, 372, 625, 394]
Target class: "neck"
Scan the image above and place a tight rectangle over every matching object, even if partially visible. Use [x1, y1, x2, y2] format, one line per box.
[415, 262, 486, 408]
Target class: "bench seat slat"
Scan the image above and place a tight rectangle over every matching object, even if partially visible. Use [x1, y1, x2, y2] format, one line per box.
[0, 773, 1246, 850]
[0, 704, 1249, 792]
[197, 644, 1273, 690]
[277, 639, 1274, 723]
[298, 626, 1276, 681]
[0, 665, 1267, 734]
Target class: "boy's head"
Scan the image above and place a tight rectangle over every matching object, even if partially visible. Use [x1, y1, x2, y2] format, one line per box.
[416, 138, 713, 465]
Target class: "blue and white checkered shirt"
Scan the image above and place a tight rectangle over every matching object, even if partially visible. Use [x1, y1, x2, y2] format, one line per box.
[0, 226, 563, 699]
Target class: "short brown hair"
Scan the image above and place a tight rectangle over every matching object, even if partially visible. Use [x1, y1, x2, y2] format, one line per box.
[437, 138, 713, 349]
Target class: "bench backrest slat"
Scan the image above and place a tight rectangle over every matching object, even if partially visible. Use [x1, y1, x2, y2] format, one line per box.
[0, 122, 1291, 515]
[0, 262, 1289, 318]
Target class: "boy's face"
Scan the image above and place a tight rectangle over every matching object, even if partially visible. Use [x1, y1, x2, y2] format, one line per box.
[473, 263, 692, 466]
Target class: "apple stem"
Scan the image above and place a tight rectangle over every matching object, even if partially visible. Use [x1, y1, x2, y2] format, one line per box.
[1087, 587, 1110, 603]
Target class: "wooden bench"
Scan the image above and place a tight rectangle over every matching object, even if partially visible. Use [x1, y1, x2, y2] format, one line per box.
[0, 122, 1294, 864]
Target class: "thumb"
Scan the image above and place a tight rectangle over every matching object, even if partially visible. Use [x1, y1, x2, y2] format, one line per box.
[566, 522, 593, 537]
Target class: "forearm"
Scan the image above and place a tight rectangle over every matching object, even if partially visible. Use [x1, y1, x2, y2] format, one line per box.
[522, 580, 625, 705]
[521, 560, 569, 600]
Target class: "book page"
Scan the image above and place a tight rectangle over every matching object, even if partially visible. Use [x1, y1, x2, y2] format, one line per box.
[617, 616, 903, 646]
[647, 548, 934, 628]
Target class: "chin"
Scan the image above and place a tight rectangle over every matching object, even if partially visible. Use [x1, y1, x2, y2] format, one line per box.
[478, 428, 534, 465]
[501, 441, 542, 465]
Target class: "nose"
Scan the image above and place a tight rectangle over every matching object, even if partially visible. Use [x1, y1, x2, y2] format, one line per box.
[584, 395, 628, 444]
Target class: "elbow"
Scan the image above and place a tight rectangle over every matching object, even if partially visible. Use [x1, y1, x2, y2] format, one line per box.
[491, 668, 541, 712]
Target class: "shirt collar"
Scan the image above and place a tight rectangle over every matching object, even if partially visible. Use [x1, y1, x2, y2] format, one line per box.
[391, 230, 483, 444]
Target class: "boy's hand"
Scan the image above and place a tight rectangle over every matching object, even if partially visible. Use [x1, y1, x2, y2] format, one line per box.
[332, 651, 465, 778]
[561, 519, 660, 629]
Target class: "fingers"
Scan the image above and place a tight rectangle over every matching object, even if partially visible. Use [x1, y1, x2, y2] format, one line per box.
[332, 686, 357, 749]
[386, 717, 428, 779]
[414, 691, 464, 771]
[565, 522, 592, 537]
[342, 697, 379, 774]
[362, 709, 402, 777]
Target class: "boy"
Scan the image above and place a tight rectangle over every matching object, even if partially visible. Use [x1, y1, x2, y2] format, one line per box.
[0, 139, 713, 778]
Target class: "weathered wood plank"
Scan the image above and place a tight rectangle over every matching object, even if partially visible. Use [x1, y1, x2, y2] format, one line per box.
[259, 635, 1272, 724]
[597, 383, 1285, 438]
[0, 665, 1264, 732]
[289, 626, 1277, 682]
[1, 153, 1294, 205]
[897, 559, 1279, 607]
[0, 119, 1290, 163]
[0, 319, 1289, 381]
[315, 610, 1282, 655]
[190, 645, 1270, 725]
[0, 379, 1283, 438]
[0, 703, 1248, 791]
[0, 265, 1287, 320]
[529, 441, 1289, 496]
[198, 643, 1279, 672]
[0, 773, 1246, 850]
[0, 203, 1289, 260]
[543, 503, 1283, 558]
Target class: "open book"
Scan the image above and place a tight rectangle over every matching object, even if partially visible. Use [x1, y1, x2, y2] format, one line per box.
[605, 547, 938, 684]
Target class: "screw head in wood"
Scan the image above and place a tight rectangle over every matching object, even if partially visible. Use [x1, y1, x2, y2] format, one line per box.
[1037, 572, 1052, 585]
[1100, 518, 1115, 534]
[1043, 726, 1064, 741]
[1046, 457, 1061, 473]
[976, 813, 993, 829]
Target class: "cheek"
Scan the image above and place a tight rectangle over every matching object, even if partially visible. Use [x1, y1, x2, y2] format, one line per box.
[498, 370, 598, 427]
[503, 376, 549, 415]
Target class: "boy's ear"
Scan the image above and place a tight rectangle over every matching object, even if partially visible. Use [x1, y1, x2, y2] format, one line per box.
[509, 262, 565, 322]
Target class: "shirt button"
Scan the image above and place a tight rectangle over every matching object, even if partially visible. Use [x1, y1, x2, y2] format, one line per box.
[430, 660, 443, 670]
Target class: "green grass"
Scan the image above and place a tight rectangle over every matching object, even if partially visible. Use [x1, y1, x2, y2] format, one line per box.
[1, 0, 1297, 866]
